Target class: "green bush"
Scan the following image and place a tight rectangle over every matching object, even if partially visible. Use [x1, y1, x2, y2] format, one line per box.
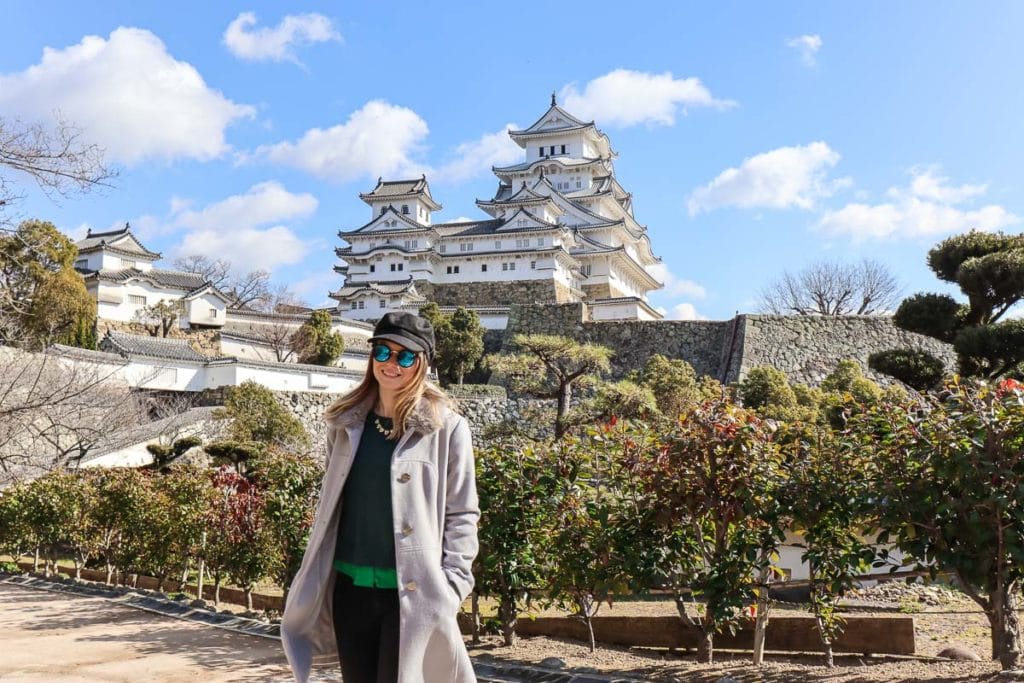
[869, 349, 946, 391]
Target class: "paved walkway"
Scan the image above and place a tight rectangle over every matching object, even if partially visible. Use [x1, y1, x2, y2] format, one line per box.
[0, 582, 296, 682]
[0, 579, 645, 683]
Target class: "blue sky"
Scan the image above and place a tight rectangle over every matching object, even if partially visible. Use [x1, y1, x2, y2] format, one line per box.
[2, 2, 1022, 320]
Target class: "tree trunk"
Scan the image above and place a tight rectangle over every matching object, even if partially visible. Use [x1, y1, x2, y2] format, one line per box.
[500, 595, 518, 647]
[752, 567, 771, 665]
[988, 586, 1023, 669]
[696, 630, 714, 664]
[245, 586, 253, 611]
[214, 578, 221, 607]
[471, 592, 481, 645]
[105, 562, 113, 585]
[33, 545, 39, 572]
[555, 383, 571, 439]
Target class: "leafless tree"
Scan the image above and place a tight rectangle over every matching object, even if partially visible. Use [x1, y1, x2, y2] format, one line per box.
[173, 255, 231, 290]
[757, 258, 901, 316]
[173, 254, 272, 309]
[246, 285, 310, 362]
[0, 346, 147, 485]
[0, 114, 117, 229]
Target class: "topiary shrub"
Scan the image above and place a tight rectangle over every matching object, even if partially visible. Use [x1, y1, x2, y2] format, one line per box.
[868, 349, 946, 391]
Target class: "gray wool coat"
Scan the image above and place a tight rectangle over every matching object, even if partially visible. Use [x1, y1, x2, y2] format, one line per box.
[280, 393, 480, 683]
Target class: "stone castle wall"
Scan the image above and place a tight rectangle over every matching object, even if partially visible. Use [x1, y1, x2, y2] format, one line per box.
[504, 303, 956, 386]
[417, 280, 562, 307]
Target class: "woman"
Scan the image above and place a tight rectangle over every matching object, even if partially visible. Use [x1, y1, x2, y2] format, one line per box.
[281, 311, 479, 683]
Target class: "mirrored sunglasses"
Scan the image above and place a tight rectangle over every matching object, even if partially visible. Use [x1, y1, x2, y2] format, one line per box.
[372, 343, 418, 368]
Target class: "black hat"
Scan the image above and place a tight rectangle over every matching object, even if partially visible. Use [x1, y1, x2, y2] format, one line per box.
[370, 311, 436, 361]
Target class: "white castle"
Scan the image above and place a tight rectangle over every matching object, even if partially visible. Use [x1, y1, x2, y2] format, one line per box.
[329, 96, 664, 326]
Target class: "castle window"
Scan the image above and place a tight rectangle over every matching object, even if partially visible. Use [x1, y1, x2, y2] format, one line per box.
[481, 264, 487, 272]
[549, 145, 555, 155]
[517, 219, 528, 227]
[369, 265, 376, 273]
[494, 240, 501, 249]
[582, 264, 592, 277]
[502, 261, 517, 271]
[350, 302, 357, 310]
[75, 258, 88, 269]
[460, 242, 473, 252]
[121, 258, 136, 269]
[358, 301, 365, 310]
[561, 144, 566, 154]
[379, 299, 386, 308]
[515, 238, 528, 248]
[576, 180, 582, 189]
[446, 265, 460, 274]
[530, 261, 536, 269]
[128, 294, 146, 306]
[209, 307, 217, 319]
[537, 238, 544, 246]
[538, 146, 544, 157]
[402, 205, 409, 215]
[440, 244, 447, 253]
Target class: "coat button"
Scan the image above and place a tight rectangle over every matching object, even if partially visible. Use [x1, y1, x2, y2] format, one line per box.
[404, 581, 417, 592]
[401, 524, 413, 537]
[397, 473, 411, 483]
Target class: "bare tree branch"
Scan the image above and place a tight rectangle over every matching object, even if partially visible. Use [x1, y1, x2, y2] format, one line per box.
[0, 113, 117, 229]
[757, 258, 902, 316]
[173, 253, 273, 309]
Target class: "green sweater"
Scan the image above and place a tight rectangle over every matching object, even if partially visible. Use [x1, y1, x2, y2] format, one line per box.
[333, 412, 398, 588]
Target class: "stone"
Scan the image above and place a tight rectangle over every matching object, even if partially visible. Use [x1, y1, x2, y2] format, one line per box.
[714, 678, 742, 683]
[937, 645, 982, 661]
[539, 657, 566, 669]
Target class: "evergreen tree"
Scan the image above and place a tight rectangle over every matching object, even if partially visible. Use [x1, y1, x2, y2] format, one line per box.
[872, 230, 1024, 384]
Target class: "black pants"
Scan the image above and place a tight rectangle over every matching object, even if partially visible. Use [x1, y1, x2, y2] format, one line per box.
[331, 572, 401, 683]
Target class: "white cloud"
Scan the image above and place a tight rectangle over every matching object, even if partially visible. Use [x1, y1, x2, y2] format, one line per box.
[175, 181, 317, 231]
[687, 142, 847, 216]
[171, 225, 307, 274]
[433, 124, 523, 184]
[223, 12, 340, 64]
[559, 69, 735, 128]
[0, 27, 254, 165]
[647, 263, 707, 299]
[131, 182, 315, 273]
[786, 34, 823, 66]
[899, 166, 987, 204]
[668, 303, 708, 320]
[249, 100, 429, 182]
[818, 167, 1018, 240]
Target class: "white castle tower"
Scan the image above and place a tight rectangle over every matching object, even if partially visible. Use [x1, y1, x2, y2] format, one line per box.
[329, 96, 664, 326]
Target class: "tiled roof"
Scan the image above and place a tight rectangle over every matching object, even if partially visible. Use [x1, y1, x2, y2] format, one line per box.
[96, 268, 209, 291]
[511, 103, 593, 137]
[75, 225, 161, 259]
[359, 176, 441, 210]
[100, 331, 214, 363]
[329, 277, 423, 300]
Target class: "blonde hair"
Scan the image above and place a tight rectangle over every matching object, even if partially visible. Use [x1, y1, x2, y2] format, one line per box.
[324, 354, 450, 441]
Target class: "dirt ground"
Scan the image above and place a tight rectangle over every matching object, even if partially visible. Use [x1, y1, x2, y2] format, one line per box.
[464, 583, 1010, 682]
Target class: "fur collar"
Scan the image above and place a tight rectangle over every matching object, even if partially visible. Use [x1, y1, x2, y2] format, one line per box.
[333, 391, 444, 435]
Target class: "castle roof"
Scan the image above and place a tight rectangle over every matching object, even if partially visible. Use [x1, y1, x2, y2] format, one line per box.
[76, 224, 161, 260]
[329, 277, 426, 302]
[340, 205, 436, 238]
[359, 175, 442, 211]
[100, 331, 216, 364]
